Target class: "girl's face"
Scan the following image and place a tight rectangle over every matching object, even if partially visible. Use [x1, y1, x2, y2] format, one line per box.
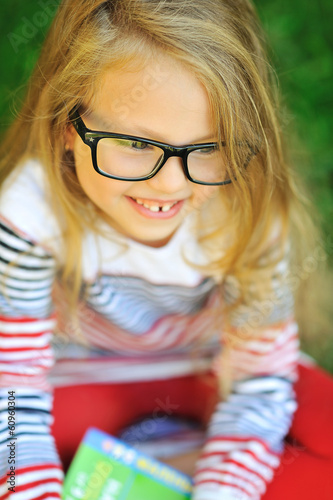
[69, 55, 219, 247]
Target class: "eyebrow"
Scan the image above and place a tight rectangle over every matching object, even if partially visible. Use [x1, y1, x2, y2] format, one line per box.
[87, 111, 217, 144]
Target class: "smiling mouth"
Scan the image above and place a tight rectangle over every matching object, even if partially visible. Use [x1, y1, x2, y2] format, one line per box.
[130, 197, 179, 213]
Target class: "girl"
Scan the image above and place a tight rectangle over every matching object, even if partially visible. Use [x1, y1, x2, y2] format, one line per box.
[0, 1, 332, 499]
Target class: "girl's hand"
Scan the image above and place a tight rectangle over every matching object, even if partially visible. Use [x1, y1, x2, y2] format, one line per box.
[158, 447, 202, 476]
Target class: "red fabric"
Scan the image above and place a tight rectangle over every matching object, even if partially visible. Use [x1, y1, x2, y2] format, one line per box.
[289, 363, 333, 458]
[263, 363, 333, 500]
[52, 371, 219, 470]
[52, 363, 333, 498]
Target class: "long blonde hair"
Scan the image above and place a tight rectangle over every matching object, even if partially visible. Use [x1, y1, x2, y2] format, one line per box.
[0, 0, 317, 321]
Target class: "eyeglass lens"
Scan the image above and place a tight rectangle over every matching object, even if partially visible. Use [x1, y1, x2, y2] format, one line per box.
[96, 138, 233, 183]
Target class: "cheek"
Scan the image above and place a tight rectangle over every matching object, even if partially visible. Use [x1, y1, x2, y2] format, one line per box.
[73, 144, 107, 201]
[73, 143, 130, 207]
[191, 185, 219, 210]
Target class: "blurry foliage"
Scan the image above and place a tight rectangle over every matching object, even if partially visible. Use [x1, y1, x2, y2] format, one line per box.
[256, 0, 333, 243]
[0, 2, 55, 130]
[0, 1, 332, 369]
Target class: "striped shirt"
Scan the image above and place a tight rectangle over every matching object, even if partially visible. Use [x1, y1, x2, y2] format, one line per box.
[0, 160, 298, 500]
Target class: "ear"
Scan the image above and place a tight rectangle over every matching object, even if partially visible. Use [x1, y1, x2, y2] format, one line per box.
[65, 124, 76, 151]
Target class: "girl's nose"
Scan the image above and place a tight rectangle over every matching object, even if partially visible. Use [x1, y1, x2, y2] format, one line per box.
[146, 156, 188, 194]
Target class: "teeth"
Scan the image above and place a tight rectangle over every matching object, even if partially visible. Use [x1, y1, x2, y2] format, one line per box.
[161, 204, 173, 212]
[144, 204, 159, 212]
[133, 198, 177, 213]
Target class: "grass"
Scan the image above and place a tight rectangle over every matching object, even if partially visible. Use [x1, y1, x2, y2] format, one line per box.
[256, 0, 333, 241]
[0, 0, 332, 371]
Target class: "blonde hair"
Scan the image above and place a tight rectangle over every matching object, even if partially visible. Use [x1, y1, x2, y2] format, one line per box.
[0, 0, 318, 324]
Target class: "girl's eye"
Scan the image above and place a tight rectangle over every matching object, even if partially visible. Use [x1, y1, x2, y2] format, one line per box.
[196, 146, 217, 155]
[130, 141, 149, 150]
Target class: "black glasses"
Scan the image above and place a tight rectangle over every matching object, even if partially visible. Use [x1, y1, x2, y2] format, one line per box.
[69, 107, 257, 185]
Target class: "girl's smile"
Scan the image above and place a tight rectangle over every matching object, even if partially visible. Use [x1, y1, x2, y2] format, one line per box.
[126, 196, 186, 218]
[69, 54, 218, 247]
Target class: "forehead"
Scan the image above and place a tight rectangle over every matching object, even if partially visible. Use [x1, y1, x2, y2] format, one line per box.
[90, 55, 216, 144]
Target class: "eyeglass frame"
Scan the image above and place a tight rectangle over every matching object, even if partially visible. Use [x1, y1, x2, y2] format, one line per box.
[69, 106, 258, 186]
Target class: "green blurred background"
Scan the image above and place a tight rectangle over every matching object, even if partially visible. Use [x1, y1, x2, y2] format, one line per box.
[0, 0, 332, 370]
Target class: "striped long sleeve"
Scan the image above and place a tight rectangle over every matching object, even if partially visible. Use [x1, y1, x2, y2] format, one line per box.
[0, 220, 63, 499]
[193, 270, 299, 500]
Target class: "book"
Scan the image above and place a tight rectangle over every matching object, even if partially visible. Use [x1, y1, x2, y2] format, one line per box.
[62, 427, 193, 500]
[117, 415, 205, 459]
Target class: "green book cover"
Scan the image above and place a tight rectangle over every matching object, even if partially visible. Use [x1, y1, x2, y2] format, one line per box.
[62, 427, 193, 500]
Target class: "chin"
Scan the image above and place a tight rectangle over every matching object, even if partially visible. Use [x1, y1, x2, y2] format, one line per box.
[130, 228, 177, 247]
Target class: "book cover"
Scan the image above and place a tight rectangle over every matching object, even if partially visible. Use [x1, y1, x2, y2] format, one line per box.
[62, 427, 193, 500]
